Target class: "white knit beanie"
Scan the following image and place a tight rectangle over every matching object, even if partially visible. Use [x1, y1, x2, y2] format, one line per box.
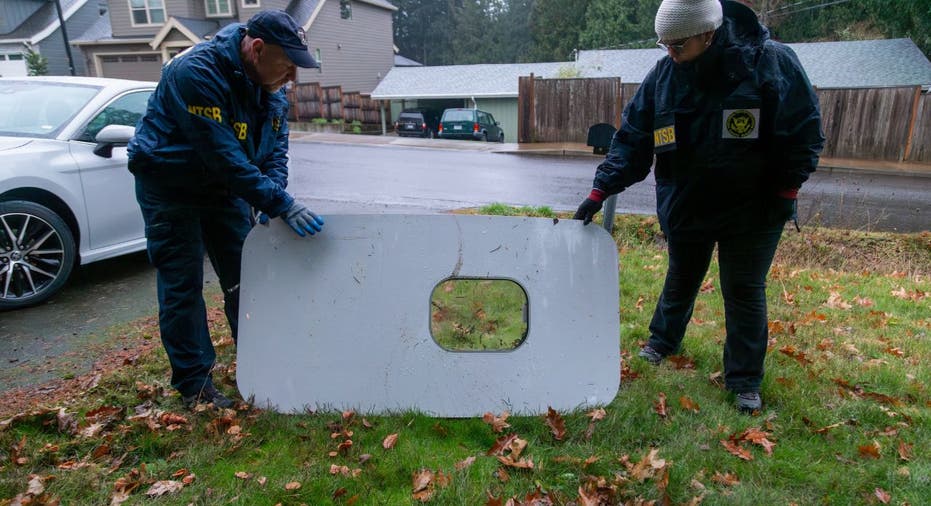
[654, 0, 723, 41]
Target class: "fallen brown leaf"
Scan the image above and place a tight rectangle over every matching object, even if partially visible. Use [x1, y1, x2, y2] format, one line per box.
[874, 487, 891, 504]
[712, 471, 740, 486]
[858, 441, 881, 459]
[654, 392, 668, 419]
[455, 456, 476, 470]
[679, 396, 700, 413]
[145, 480, 183, 497]
[897, 441, 913, 461]
[482, 411, 511, 433]
[382, 433, 399, 449]
[720, 440, 753, 461]
[545, 407, 566, 441]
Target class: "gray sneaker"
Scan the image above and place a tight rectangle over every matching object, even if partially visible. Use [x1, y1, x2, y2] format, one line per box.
[637, 344, 664, 365]
[182, 383, 234, 410]
[735, 392, 762, 413]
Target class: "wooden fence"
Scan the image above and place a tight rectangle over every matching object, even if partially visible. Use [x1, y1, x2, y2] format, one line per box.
[518, 76, 625, 143]
[908, 92, 931, 162]
[287, 82, 388, 125]
[519, 77, 930, 163]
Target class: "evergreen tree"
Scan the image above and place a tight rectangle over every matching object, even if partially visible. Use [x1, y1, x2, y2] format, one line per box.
[392, 0, 457, 65]
[579, 0, 660, 50]
[495, 0, 536, 63]
[23, 43, 48, 76]
[449, 0, 495, 64]
[529, 0, 590, 61]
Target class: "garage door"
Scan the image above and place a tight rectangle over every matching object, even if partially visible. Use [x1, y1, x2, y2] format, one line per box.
[99, 53, 163, 81]
[0, 53, 27, 77]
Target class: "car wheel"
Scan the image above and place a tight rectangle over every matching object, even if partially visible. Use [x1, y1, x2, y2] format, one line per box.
[481, 132, 488, 142]
[0, 201, 76, 310]
[499, 133, 505, 143]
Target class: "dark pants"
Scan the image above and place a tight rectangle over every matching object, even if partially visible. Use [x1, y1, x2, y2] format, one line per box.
[135, 179, 252, 397]
[646, 226, 784, 393]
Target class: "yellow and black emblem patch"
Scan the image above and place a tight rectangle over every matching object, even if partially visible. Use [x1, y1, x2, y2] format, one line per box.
[232, 121, 248, 140]
[272, 117, 281, 132]
[722, 108, 759, 139]
[654, 125, 676, 148]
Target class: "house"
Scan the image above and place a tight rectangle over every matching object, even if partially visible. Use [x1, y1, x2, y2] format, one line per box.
[0, 0, 102, 77]
[371, 61, 572, 143]
[371, 38, 931, 143]
[72, 0, 396, 93]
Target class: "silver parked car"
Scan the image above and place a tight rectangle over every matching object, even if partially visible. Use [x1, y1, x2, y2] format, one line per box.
[0, 76, 156, 310]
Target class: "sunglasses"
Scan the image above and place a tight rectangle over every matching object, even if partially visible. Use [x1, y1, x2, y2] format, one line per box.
[656, 35, 694, 53]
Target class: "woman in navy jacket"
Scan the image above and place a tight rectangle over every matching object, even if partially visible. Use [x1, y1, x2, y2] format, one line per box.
[574, 0, 824, 413]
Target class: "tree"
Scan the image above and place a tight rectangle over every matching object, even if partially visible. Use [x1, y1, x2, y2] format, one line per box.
[393, 0, 457, 65]
[748, 0, 929, 57]
[579, 0, 660, 50]
[449, 0, 496, 64]
[494, 0, 535, 63]
[529, 0, 591, 61]
[23, 43, 48, 76]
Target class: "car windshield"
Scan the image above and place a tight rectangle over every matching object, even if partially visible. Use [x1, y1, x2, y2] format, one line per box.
[443, 110, 474, 122]
[399, 113, 423, 120]
[0, 81, 100, 138]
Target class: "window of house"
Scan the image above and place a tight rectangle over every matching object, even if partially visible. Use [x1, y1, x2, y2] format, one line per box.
[340, 0, 352, 19]
[241, 0, 259, 7]
[315, 48, 322, 65]
[129, 0, 165, 26]
[8, 54, 23, 61]
[0, 55, 7, 61]
[205, 0, 232, 17]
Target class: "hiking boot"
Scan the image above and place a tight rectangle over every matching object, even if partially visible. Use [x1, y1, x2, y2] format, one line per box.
[735, 392, 762, 414]
[182, 383, 234, 410]
[637, 344, 664, 365]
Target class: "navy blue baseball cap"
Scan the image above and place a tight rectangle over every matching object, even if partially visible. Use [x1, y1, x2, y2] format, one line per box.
[247, 10, 319, 68]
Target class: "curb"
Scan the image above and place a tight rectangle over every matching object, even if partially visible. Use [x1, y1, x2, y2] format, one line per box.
[289, 132, 931, 178]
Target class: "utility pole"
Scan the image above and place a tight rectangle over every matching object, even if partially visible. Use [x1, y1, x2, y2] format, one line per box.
[52, 0, 76, 75]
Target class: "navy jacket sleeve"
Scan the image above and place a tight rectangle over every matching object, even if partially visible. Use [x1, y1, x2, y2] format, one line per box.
[260, 96, 290, 191]
[592, 66, 657, 195]
[765, 42, 825, 190]
[168, 61, 293, 216]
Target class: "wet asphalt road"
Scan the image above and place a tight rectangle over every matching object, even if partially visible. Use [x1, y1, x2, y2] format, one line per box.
[1, 140, 928, 392]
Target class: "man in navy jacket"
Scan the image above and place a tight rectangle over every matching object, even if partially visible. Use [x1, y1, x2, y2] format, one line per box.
[574, 0, 824, 413]
[128, 10, 324, 409]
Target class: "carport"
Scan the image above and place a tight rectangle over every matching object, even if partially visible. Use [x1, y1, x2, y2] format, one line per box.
[370, 62, 568, 143]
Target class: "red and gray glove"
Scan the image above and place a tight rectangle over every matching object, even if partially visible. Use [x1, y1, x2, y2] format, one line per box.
[573, 188, 606, 225]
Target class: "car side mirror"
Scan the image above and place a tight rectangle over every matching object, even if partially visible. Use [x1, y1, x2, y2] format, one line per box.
[495, 121, 500, 126]
[93, 124, 136, 158]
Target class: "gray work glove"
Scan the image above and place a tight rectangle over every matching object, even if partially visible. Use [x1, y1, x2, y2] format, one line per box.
[281, 202, 325, 237]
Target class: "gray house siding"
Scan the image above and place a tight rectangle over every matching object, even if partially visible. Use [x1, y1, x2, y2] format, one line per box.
[36, 0, 100, 76]
[299, 0, 393, 94]
[81, 42, 161, 78]
[0, 1, 36, 34]
[110, 0, 212, 37]
[241, 0, 290, 22]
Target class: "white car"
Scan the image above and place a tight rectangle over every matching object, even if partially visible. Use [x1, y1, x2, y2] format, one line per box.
[0, 76, 156, 310]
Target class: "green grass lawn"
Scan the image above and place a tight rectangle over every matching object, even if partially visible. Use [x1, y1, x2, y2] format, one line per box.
[1, 207, 928, 505]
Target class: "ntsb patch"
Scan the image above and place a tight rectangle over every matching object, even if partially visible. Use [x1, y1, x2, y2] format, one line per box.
[653, 125, 676, 153]
[722, 109, 759, 139]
